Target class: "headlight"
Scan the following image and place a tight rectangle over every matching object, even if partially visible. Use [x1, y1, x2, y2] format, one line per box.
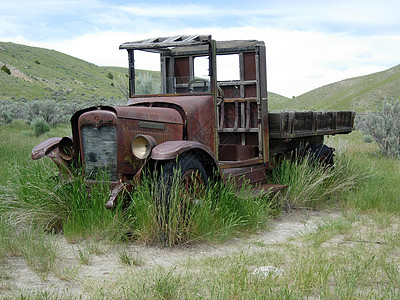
[131, 134, 156, 160]
[59, 137, 74, 161]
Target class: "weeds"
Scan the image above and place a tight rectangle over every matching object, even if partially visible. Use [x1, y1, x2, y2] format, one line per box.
[125, 170, 271, 247]
[76, 246, 92, 266]
[269, 153, 362, 209]
[357, 97, 400, 157]
[0, 220, 58, 280]
[0, 161, 126, 241]
[118, 248, 143, 267]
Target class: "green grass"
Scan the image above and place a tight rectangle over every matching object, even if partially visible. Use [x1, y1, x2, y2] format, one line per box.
[112, 170, 272, 247]
[326, 131, 400, 213]
[2, 120, 400, 298]
[0, 41, 159, 102]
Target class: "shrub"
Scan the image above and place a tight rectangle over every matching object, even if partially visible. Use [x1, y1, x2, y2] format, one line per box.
[106, 71, 114, 80]
[357, 97, 400, 157]
[1, 110, 13, 124]
[31, 116, 50, 136]
[1, 64, 11, 75]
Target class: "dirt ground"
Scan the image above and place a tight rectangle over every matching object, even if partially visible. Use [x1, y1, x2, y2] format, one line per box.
[1, 210, 335, 298]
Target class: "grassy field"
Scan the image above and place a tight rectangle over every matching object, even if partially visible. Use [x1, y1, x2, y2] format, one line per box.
[0, 121, 400, 298]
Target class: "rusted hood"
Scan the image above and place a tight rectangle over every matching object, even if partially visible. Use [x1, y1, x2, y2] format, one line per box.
[71, 105, 182, 125]
[113, 106, 182, 124]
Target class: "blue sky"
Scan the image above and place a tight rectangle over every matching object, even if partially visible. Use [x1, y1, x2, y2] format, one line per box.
[1, 0, 400, 97]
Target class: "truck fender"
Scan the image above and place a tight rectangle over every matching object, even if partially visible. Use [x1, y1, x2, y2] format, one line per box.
[31, 137, 62, 160]
[150, 140, 220, 178]
[31, 137, 74, 177]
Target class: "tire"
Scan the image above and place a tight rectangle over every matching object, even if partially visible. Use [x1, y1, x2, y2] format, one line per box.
[307, 144, 335, 166]
[160, 153, 208, 199]
[156, 153, 208, 243]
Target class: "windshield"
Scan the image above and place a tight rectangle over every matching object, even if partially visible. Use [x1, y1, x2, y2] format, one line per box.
[132, 50, 211, 96]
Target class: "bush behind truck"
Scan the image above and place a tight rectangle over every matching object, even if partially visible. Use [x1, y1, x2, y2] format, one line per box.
[31, 35, 354, 208]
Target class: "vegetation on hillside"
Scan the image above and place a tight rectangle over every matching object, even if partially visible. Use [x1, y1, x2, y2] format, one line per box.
[0, 42, 130, 101]
[269, 64, 400, 112]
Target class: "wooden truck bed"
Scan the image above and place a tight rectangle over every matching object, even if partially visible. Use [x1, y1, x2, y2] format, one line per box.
[268, 111, 355, 139]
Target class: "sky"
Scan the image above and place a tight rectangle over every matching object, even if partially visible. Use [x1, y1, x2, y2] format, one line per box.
[1, 0, 400, 97]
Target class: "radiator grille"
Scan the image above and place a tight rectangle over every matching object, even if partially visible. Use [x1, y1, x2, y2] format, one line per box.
[81, 125, 118, 181]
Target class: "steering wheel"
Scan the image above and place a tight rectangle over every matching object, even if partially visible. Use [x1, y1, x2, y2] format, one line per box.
[187, 78, 209, 93]
[216, 85, 224, 106]
[187, 78, 224, 106]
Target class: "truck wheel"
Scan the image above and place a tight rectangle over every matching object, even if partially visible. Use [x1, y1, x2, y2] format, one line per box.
[157, 153, 208, 244]
[307, 144, 334, 166]
[161, 153, 208, 199]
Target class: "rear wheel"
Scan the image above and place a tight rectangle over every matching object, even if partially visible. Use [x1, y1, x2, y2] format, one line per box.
[307, 144, 335, 166]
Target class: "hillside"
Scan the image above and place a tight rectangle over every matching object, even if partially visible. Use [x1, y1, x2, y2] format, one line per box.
[0, 42, 128, 101]
[269, 64, 400, 112]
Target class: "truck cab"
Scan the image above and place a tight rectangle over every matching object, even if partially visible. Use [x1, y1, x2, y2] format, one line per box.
[32, 35, 354, 207]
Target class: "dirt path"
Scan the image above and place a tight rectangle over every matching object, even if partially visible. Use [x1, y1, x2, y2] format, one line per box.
[1, 210, 335, 298]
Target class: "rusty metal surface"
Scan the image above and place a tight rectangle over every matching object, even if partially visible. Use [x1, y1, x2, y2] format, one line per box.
[113, 106, 182, 124]
[118, 119, 183, 174]
[31, 137, 62, 160]
[218, 144, 256, 161]
[76, 106, 184, 178]
[151, 140, 216, 161]
[129, 95, 216, 153]
[221, 163, 268, 186]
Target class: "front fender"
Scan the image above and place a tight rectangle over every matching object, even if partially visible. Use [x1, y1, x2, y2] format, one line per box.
[151, 140, 217, 161]
[31, 137, 62, 160]
[31, 137, 74, 177]
[150, 140, 220, 179]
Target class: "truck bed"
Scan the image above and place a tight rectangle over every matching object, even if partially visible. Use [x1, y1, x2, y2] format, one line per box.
[268, 111, 355, 139]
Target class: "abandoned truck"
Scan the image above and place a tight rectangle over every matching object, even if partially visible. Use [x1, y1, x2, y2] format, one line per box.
[31, 35, 355, 207]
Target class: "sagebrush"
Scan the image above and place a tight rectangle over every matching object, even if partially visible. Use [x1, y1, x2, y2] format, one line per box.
[357, 97, 400, 157]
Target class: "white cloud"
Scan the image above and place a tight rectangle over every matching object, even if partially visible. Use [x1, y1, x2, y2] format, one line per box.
[2, 0, 400, 97]
[7, 26, 399, 97]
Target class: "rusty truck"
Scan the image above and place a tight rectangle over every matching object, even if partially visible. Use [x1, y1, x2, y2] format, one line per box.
[31, 35, 355, 207]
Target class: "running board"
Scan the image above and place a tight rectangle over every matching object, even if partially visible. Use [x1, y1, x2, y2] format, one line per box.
[251, 183, 287, 196]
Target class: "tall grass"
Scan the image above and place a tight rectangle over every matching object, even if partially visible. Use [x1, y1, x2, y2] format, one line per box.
[123, 171, 272, 247]
[1, 151, 271, 247]
[0, 161, 127, 241]
[269, 153, 362, 210]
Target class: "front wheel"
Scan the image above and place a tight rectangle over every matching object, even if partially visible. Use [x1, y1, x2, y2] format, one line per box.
[161, 153, 208, 199]
[157, 153, 208, 244]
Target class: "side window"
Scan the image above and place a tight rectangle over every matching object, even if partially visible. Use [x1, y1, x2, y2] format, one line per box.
[194, 56, 209, 79]
[134, 51, 161, 95]
[217, 54, 240, 81]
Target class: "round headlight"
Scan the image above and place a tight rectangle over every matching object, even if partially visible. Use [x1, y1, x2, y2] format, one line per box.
[131, 135, 156, 160]
[59, 137, 74, 161]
